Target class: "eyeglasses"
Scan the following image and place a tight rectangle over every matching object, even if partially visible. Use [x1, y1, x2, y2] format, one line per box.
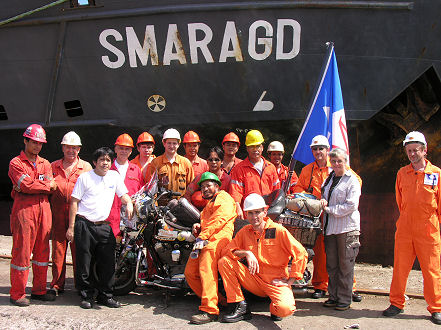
[207, 158, 221, 162]
[312, 147, 326, 151]
[330, 159, 345, 164]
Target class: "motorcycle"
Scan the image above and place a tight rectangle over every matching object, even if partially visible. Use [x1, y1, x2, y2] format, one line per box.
[92, 172, 201, 296]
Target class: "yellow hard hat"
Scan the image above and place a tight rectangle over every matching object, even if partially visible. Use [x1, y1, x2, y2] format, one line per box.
[245, 130, 264, 147]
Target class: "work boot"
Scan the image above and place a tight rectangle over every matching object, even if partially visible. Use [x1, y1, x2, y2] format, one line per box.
[80, 298, 93, 309]
[382, 305, 403, 317]
[431, 312, 441, 325]
[352, 291, 362, 302]
[335, 302, 351, 311]
[221, 300, 252, 323]
[31, 290, 56, 302]
[270, 314, 283, 321]
[10, 297, 30, 307]
[96, 296, 121, 308]
[323, 299, 338, 307]
[312, 289, 326, 299]
[190, 312, 218, 324]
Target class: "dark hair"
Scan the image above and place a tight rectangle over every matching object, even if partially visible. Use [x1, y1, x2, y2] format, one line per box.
[93, 147, 115, 163]
[206, 146, 224, 160]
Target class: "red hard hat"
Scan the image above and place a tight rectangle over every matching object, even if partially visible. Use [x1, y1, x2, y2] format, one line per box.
[115, 133, 134, 147]
[222, 132, 240, 146]
[137, 132, 155, 145]
[23, 124, 47, 143]
[183, 131, 201, 144]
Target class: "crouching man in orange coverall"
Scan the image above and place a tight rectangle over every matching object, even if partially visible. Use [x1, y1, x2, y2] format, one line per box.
[383, 131, 441, 325]
[8, 124, 57, 306]
[50, 131, 92, 294]
[184, 172, 237, 324]
[218, 193, 308, 323]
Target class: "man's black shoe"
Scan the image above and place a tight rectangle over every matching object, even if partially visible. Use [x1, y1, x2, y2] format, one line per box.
[382, 304, 403, 317]
[335, 302, 351, 311]
[431, 312, 441, 325]
[96, 297, 121, 308]
[30, 291, 56, 302]
[312, 289, 326, 299]
[352, 291, 362, 302]
[270, 314, 282, 321]
[323, 299, 338, 308]
[80, 299, 93, 309]
[221, 300, 252, 323]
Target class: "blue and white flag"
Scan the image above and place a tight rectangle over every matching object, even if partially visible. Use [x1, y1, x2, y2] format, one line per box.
[292, 43, 349, 165]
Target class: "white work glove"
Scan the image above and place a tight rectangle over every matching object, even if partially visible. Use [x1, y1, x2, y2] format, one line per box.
[193, 238, 208, 250]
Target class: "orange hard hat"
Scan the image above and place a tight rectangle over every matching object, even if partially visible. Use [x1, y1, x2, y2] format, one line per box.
[222, 132, 240, 146]
[183, 131, 201, 144]
[137, 132, 155, 145]
[115, 133, 134, 147]
[23, 124, 47, 143]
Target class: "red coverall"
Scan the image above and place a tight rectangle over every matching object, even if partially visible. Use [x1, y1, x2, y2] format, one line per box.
[390, 160, 441, 313]
[219, 218, 308, 317]
[184, 190, 236, 315]
[221, 157, 242, 175]
[49, 158, 91, 291]
[277, 164, 299, 194]
[292, 160, 332, 291]
[184, 171, 231, 210]
[189, 155, 209, 178]
[107, 161, 143, 236]
[229, 157, 280, 207]
[8, 151, 53, 300]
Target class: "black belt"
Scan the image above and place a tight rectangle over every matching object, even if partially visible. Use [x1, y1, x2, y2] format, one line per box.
[77, 215, 109, 226]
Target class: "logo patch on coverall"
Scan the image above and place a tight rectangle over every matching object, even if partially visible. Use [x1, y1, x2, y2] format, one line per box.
[264, 228, 276, 239]
[38, 174, 45, 180]
[424, 173, 439, 187]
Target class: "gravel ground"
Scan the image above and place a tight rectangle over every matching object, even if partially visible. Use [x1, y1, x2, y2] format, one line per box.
[0, 235, 433, 329]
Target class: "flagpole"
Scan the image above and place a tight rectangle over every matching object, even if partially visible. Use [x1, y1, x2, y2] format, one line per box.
[282, 42, 334, 194]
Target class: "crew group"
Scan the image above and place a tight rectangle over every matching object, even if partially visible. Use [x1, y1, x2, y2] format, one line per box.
[8, 124, 441, 325]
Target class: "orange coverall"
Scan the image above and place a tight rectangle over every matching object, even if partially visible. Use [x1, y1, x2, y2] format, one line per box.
[219, 218, 308, 317]
[188, 155, 209, 178]
[390, 160, 441, 313]
[229, 157, 280, 207]
[184, 190, 237, 315]
[50, 158, 91, 291]
[184, 171, 231, 210]
[292, 160, 331, 291]
[8, 151, 53, 300]
[147, 154, 194, 197]
[130, 154, 155, 184]
[277, 164, 299, 194]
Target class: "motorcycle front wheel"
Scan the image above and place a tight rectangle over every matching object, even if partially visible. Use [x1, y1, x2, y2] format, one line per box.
[90, 257, 137, 296]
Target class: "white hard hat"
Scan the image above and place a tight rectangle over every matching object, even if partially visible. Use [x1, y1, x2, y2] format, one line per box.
[162, 128, 181, 143]
[310, 135, 330, 148]
[61, 131, 82, 146]
[267, 141, 284, 153]
[243, 193, 267, 211]
[403, 131, 426, 146]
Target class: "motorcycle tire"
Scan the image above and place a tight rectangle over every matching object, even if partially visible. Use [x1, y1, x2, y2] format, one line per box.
[90, 257, 137, 296]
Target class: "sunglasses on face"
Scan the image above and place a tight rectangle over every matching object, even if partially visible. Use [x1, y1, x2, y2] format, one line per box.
[207, 158, 221, 162]
[312, 147, 326, 151]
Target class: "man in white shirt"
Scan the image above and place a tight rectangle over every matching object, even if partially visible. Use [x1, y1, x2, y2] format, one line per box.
[66, 147, 133, 309]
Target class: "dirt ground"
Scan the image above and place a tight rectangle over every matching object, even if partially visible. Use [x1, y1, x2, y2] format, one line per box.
[0, 235, 436, 329]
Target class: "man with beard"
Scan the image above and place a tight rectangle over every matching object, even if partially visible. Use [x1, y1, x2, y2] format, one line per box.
[185, 172, 237, 324]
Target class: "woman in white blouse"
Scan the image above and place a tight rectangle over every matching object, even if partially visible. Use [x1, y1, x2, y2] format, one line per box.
[320, 148, 361, 311]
